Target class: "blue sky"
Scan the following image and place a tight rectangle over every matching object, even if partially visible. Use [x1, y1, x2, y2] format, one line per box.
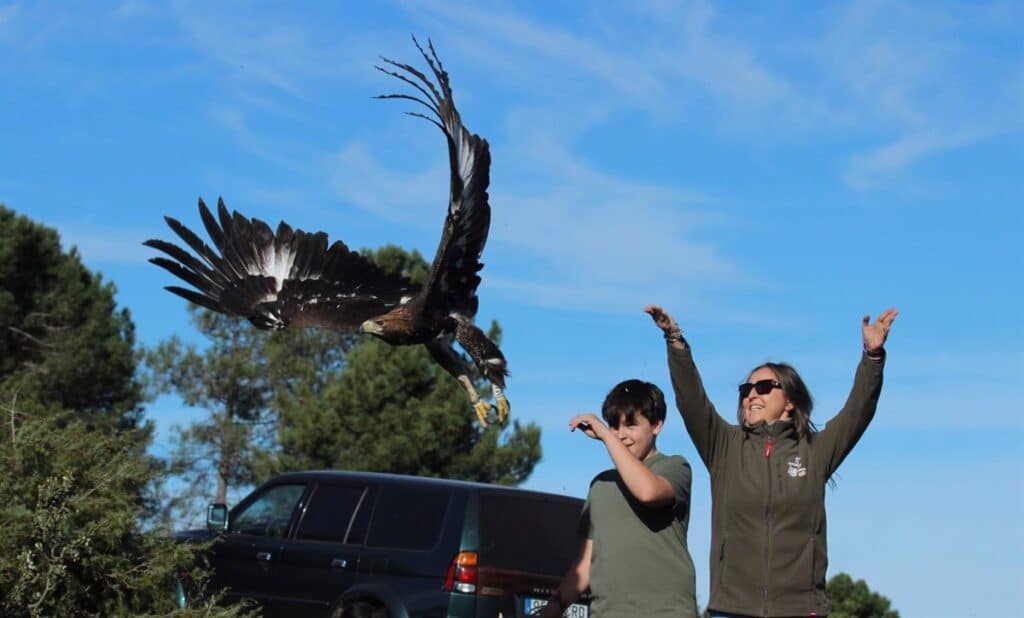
[2, 1, 1021, 615]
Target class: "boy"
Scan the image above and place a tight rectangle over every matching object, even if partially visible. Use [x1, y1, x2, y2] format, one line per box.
[540, 379, 698, 618]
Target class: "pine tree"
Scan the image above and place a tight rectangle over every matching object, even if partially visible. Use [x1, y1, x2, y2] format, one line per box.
[827, 572, 900, 618]
[0, 205, 142, 429]
[262, 245, 542, 485]
[0, 205, 244, 616]
[145, 308, 279, 512]
[0, 407, 250, 617]
[147, 243, 541, 525]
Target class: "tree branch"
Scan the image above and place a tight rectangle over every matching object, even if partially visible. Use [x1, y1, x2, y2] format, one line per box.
[6, 391, 17, 449]
[7, 325, 56, 349]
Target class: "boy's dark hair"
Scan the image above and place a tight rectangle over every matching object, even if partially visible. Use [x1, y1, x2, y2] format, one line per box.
[601, 379, 667, 428]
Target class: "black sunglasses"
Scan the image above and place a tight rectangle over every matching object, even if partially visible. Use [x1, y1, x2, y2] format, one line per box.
[738, 379, 782, 398]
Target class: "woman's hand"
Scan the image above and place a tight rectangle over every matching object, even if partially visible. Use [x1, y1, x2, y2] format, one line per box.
[862, 308, 899, 353]
[569, 413, 610, 442]
[644, 304, 680, 335]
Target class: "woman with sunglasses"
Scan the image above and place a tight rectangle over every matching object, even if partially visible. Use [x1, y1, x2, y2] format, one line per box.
[644, 304, 897, 618]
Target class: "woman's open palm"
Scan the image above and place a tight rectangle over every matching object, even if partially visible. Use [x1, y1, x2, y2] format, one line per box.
[863, 308, 899, 353]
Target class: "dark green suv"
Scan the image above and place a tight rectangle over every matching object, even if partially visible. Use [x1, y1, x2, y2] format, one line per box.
[176, 470, 590, 617]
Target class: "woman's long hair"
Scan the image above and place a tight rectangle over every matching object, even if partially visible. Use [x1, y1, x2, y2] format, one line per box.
[737, 362, 817, 441]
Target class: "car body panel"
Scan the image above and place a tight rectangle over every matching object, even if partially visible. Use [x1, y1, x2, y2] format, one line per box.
[180, 471, 587, 617]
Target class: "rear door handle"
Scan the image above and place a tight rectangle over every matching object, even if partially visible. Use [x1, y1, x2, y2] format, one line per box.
[330, 558, 348, 569]
[256, 551, 272, 562]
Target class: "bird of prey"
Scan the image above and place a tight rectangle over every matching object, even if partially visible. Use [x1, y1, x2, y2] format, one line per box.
[143, 38, 509, 426]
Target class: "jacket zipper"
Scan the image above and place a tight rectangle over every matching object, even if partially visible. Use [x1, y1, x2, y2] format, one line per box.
[763, 426, 775, 618]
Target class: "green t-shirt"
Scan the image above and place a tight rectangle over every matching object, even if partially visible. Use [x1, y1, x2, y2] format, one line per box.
[579, 452, 698, 618]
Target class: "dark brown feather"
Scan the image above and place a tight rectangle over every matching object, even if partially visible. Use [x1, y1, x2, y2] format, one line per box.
[145, 198, 419, 332]
[146, 39, 510, 421]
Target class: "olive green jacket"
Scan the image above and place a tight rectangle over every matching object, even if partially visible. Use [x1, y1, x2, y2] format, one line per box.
[667, 342, 885, 617]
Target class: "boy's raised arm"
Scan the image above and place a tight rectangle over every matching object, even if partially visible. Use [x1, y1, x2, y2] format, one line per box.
[569, 413, 675, 506]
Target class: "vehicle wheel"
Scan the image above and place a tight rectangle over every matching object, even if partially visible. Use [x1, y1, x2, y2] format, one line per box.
[333, 598, 389, 618]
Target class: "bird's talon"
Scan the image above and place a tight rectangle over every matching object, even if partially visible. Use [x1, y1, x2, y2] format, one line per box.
[474, 401, 491, 427]
[496, 397, 510, 426]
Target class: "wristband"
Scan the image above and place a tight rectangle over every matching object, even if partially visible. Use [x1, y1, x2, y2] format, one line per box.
[664, 329, 683, 343]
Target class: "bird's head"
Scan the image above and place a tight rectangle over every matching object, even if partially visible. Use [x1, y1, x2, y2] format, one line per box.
[361, 307, 416, 343]
[360, 315, 408, 342]
[360, 319, 385, 337]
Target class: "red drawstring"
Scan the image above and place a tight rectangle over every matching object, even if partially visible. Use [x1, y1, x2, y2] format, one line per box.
[765, 440, 773, 458]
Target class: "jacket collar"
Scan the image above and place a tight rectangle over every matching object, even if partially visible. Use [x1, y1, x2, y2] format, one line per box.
[742, 418, 798, 440]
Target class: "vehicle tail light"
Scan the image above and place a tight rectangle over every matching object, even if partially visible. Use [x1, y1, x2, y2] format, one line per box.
[445, 553, 563, 599]
[444, 551, 478, 594]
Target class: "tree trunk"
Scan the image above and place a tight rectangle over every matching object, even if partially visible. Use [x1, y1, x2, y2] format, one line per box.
[215, 470, 228, 504]
[215, 409, 236, 504]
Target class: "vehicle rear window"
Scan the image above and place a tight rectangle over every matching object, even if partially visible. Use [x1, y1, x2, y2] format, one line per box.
[366, 485, 451, 551]
[479, 493, 583, 575]
[295, 484, 367, 544]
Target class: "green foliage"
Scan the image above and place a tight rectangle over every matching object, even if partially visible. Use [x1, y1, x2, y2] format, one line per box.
[0, 205, 143, 429]
[148, 241, 541, 524]
[263, 245, 541, 485]
[0, 207, 247, 616]
[0, 208, 224, 614]
[827, 572, 900, 618]
[266, 337, 541, 485]
[145, 308, 280, 510]
[361, 245, 430, 285]
[0, 408, 250, 617]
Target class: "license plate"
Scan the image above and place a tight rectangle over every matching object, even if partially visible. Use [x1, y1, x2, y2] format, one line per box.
[524, 597, 589, 617]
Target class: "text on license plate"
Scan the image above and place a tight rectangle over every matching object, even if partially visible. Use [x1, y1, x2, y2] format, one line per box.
[524, 597, 588, 617]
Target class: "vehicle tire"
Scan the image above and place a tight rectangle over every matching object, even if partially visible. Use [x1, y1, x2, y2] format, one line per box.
[333, 598, 389, 618]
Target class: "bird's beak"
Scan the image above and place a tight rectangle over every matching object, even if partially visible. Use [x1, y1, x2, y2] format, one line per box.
[360, 320, 383, 335]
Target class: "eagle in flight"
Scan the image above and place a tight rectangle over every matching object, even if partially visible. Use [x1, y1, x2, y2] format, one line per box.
[144, 38, 509, 426]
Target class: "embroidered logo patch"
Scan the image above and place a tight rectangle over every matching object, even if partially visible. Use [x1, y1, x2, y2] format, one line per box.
[787, 456, 807, 478]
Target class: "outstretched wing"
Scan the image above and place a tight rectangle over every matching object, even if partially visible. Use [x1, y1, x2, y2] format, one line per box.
[144, 198, 419, 331]
[376, 37, 491, 320]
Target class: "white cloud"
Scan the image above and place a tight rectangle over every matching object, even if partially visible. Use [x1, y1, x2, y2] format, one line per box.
[0, 3, 69, 49]
[111, 0, 152, 19]
[410, 0, 1017, 191]
[0, 3, 19, 28]
[410, 1, 670, 110]
[412, 0, 803, 122]
[321, 124, 749, 316]
[874, 386, 1017, 430]
[796, 342, 1023, 430]
[324, 141, 448, 229]
[182, 4, 754, 313]
[56, 223, 157, 264]
[637, 0, 798, 107]
[486, 110, 747, 302]
[166, 3, 396, 100]
[207, 106, 307, 172]
[843, 129, 990, 189]
[171, 6, 313, 97]
[816, 0, 1024, 188]
[148, 1, 1024, 197]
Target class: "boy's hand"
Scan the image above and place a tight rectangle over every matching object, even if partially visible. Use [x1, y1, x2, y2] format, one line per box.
[569, 413, 609, 441]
